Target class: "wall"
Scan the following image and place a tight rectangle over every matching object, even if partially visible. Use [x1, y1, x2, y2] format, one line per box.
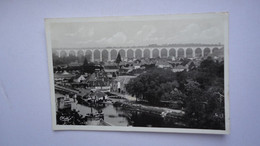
[0, 0, 260, 145]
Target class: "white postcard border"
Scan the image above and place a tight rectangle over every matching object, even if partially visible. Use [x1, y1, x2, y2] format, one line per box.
[45, 13, 230, 135]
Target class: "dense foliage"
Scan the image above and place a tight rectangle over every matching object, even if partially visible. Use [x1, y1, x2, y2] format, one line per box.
[126, 57, 225, 129]
[53, 55, 102, 74]
[53, 54, 83, 66]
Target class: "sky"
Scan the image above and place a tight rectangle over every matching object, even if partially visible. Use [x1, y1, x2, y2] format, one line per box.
[50, 14, 226, 48]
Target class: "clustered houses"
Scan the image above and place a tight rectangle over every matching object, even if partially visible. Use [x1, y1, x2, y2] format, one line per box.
[54, 57, 222, 92]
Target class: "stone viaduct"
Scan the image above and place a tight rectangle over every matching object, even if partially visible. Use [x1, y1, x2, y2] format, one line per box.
[53, 44, 224, 62]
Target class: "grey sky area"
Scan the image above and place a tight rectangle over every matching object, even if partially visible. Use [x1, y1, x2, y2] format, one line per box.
[50, 16, 225, 48]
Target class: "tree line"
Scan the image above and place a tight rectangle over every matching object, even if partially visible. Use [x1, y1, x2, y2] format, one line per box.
[52, 53, 90, 66]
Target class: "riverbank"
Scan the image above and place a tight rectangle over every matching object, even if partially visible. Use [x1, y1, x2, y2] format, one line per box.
[56, 91, 186, 127]
[113, 101, 184, 119]
[109, 91, 137, 101]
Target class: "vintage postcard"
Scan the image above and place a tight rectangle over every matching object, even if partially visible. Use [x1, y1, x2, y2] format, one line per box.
[45, 13, 229, 134]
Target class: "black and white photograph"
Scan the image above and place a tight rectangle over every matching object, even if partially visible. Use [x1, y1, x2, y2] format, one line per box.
[45, 13, 229, 134]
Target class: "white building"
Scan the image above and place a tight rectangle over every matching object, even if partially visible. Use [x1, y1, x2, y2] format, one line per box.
[73, 75, 86, 83]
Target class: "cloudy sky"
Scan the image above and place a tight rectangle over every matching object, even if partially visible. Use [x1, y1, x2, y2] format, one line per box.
[50, 15, 226, 48]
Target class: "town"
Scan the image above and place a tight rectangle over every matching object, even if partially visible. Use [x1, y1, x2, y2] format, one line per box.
[53, 44, 225, 129]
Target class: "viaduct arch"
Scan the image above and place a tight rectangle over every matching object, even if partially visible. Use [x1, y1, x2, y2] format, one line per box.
[53, 45, 223, 62]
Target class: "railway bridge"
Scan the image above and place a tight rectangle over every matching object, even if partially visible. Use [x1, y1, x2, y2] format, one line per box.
[53, 44, 224, 62]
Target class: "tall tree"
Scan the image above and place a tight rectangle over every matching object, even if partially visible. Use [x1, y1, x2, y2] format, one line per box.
[83, 57, 88, 66]
[115, 53, 122, 64]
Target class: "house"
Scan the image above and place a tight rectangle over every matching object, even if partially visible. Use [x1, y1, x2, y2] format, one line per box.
[56, 96, 71, 110]
[119, 61, 127, 66]
[155, 60, 172, 69]
[83, 90, 108, 101]
[133, 62, 141, 69]
[84, 73, 96, 87]
[171, 56, 176, 61]
[172, 65, 187, 72]
[103, 64, 119, 78]
[134, 59, 141, 64]
[104, 64, 119, 73]
[54, 71, 76, 83]
[120, 65, 133, 74]
[140, 59, 150, 65]
[73, 75, 86, 83]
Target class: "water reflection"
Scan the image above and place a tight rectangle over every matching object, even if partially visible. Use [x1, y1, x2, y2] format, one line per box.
[71, 102, 129, 126]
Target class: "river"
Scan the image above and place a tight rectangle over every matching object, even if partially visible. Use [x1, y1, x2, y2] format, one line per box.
[71, 101, 130, 126]
[56, 93, 184, 128]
